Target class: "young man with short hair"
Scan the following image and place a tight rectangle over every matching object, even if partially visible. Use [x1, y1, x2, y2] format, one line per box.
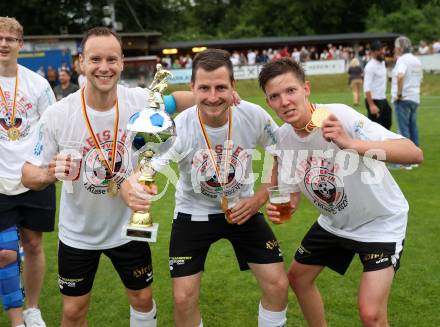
[259, 57, 423, 327]
[0, 16, 56, 327]
[122, 49, 289, 327]
[21, 27, 193, 327]
[363, 41, 393, 130]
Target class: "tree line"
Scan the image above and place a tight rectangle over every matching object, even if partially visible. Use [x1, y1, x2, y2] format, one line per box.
[1, 0, 439, 44]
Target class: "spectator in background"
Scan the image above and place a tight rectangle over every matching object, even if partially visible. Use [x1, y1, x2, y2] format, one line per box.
[72, 58, 86, 88]
[280, 46, 289, 58]
[247, 49, 256, 65]
[239, 51, 247, 65]
[46, 65, 58, 89]
[256, 50, 269, 64]
[417, 41, 430, 55]
[53, 68, 79, 101]
[184, 54, 193, 68]
[432, 39, 440, 53]
[391, 36, 423, 170]
[363, 40, 392, 130]
[348, 57, 363, 106]
[230, 50, 240, 66]
[299, 46, 310, 62]
[291, 48, 300, 62]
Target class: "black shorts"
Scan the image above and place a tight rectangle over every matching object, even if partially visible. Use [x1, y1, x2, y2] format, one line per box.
[295, 222, 404, 275]
[58, 240, 153, 296]
[365, 98, 392, 130]
[169, 212, 284, 278]
[0, 184, 56, 232]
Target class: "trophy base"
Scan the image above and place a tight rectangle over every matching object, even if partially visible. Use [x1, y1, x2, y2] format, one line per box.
[121, 223, 159, 243]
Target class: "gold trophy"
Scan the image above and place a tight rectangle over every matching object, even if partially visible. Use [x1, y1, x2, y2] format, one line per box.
[122, 64, 176, 242]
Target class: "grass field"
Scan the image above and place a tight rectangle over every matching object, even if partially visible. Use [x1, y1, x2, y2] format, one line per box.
[1, 74, 439, 326]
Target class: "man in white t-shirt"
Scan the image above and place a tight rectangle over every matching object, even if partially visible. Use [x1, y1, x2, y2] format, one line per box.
[21, 27, 194, 327]
[258, 58, 423, 327]
[122, 49, 289, 327]
[0, 17, 56, 327]
[363, 41, 392, 130]
[391, 36, 423, 165]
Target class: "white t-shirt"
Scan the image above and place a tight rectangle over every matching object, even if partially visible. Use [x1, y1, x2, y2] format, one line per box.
[363, 59, 387, 100]
[391, 53, 423, 104]
[0, 65, 55, 195]
[153, 101, 278, 221]
[27, 85, 150, 250]
[275, 104, 408, 243]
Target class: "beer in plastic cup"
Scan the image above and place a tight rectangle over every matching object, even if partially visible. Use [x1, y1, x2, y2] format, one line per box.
[59, 141, 83, 181]
[268, 186, 292, 224]
[223, 195, 239, 224]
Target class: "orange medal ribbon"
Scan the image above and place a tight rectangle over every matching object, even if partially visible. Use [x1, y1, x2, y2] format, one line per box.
[294, 103, 317, 133]
[80, 88, 119, 188]
[0, 69, 20, 140]
[197, 107, 233, 191]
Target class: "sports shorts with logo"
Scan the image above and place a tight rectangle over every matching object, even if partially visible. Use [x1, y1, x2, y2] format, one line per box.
[169, 212, 284, 278]
[295, 222, 404, 275]
[58, 240, 153, 296]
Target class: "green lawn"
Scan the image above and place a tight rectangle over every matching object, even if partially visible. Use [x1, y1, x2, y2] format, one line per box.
[2, 74, 439, 326]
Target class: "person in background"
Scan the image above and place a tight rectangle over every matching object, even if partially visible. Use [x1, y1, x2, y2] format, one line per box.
[46, 66, 58, 89]
[53, 68, 79, 101]
[363, 40, 392, 130]
[347, 57, 363, 106]
[72, 58, 85, 88]
[391, 36, 423, 170]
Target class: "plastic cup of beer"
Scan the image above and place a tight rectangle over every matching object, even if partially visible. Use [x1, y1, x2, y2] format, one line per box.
[59, 141, 83, 181]
[224, 195, 240, 224]
[267, 186, 292, 224]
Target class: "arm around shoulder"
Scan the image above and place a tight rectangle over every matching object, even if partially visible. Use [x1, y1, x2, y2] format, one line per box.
[170, 91, 195, 113]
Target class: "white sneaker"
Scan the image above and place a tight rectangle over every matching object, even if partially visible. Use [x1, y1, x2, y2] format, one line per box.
[23, 308, 46, 327]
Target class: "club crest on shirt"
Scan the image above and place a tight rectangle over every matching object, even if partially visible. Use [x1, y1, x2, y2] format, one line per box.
[0, 91, 32, 141]
[191, 144, 250, 199]
[82, 138, 131, 195]
[300, 156, 348, 215]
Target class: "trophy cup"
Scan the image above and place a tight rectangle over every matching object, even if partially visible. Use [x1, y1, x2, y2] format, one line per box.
[122, 64, 176, 242]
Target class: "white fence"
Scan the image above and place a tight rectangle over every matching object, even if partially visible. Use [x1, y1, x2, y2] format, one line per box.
[168, 60, 347, 84]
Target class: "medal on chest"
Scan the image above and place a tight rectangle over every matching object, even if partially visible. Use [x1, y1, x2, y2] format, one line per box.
[81, 88, 120, 197]
[0, 69, 20, 141]
[198, 107, 235, 222]
[7, 126, 20, 141]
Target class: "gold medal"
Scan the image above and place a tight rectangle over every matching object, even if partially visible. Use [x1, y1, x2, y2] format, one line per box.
[311, 108, 331, 128]
[7, 127, 20, 141]
[107, 179, 119, 197]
